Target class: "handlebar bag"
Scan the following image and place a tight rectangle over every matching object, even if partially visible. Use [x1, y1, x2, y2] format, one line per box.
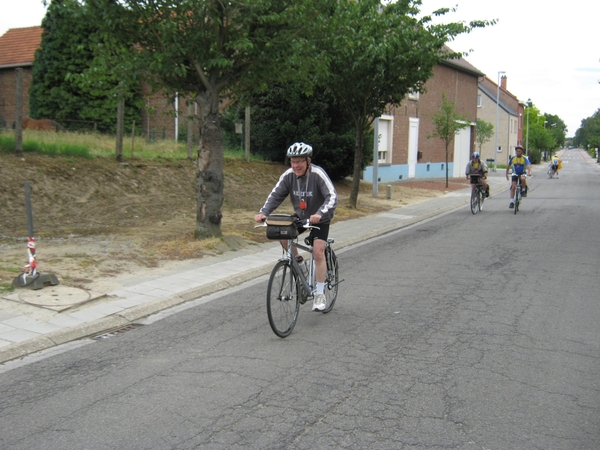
[266, 214, 298, 240]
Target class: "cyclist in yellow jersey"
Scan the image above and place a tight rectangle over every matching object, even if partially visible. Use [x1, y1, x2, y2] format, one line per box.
[505, 145, 532, 208]
[550, 155, 562, 177]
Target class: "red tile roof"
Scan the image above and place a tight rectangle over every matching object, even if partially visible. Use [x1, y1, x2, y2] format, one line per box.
[0, 26, 43, 68]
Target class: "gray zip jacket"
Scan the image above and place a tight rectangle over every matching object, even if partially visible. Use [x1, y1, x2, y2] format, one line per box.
[259, 164, 338, 223]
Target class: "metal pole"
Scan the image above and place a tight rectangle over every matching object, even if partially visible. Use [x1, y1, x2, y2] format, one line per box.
[494, 71, 505, 172]
[245, 106, 251, 162]
[24, 181, 34, 238]
[372, 118, 379, 197]
[526, 99, 530, 157]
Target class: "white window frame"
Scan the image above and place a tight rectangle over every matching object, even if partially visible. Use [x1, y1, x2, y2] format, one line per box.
[408, 89, 419, 101]
[377, 115, 393, 164]
[477, 94, 482, 107]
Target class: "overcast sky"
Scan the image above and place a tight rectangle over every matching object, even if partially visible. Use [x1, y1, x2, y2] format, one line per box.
[2, 0, 599, 136]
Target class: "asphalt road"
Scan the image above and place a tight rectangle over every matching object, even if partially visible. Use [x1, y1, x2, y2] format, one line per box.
[0, 149, 598, 449]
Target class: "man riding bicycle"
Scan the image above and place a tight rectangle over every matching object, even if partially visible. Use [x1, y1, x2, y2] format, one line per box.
[506, 145, 532, 208]
[254, 142, 338, 312]
[465, 152, 489, 197]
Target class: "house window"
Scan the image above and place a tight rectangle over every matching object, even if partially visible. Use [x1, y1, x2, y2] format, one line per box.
[408, 89, 419, 101]
[477, 94, 482, 107]
[377, 115, 393, 164]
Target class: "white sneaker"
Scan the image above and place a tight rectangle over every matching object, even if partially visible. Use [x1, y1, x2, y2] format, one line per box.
[312, 293, 326, 311]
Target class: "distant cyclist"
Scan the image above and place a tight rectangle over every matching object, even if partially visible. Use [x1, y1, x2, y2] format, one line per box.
[506, 145, 532, 208]
[465, 152, 489, 197]
[550, 155, 562, 177]
[254, 142, 338, 312]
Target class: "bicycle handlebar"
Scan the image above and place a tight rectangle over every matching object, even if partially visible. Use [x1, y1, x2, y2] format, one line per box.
[253, 217, 320, 231]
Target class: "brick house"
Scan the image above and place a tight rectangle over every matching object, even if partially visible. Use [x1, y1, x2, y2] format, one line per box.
[364, 54, 484, 182]
[477, 75, 523, 166]
[0, 27, 43, 128]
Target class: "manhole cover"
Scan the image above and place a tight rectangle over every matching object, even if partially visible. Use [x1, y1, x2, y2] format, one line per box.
[18, 286, 91, 308]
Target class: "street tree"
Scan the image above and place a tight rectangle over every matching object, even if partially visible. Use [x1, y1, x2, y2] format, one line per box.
[475, 119, 494, 152]
[428, 93, 469, 187]
[318, 0, 493, 208]
[88, 0, 330, 238]
[543, 113, 567, 149]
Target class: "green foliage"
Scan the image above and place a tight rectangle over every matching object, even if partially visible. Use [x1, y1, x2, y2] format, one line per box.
[523, 102, 567, 153]
[233, 83, 367, 180]
[527, 147, 542, 164]
[544, 113, 567, 148]
[29, 0, 141, 133]
[475, 119, 494, 151]
[574, 109, 600, 150]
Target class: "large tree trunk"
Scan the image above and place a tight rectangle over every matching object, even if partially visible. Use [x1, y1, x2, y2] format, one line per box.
[349, 126, 365, 209]
[195, 91, 224, 239]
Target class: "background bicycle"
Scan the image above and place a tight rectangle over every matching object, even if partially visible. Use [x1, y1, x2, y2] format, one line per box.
[256, 214, 340, 338]
[469, 174, 486, 214]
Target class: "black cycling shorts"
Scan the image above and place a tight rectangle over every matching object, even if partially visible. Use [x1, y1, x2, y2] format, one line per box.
[298, 222, 330, 243]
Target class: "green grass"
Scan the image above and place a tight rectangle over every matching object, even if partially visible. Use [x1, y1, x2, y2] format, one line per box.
[0, 129, 261, 161]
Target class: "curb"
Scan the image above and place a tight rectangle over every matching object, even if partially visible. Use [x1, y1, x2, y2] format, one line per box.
[0, 185, 502, 364]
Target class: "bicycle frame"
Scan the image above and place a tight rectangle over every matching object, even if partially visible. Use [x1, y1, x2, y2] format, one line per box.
[511, 174, 528, 214]
[469, 175, 485, 214]
[282, 238, 315, 299]
[260, 216, 341, 337]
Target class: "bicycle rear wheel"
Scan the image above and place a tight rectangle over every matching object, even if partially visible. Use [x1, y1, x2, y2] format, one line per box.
[470, 188, 478, 214]
[267, 261, 300, 337]
[322, 246, 339, 313]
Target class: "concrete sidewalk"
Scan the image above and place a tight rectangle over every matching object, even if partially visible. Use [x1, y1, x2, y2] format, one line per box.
[0, 173, 509, 364]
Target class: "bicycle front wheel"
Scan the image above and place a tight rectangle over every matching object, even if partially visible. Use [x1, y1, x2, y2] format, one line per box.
[479, 188, 484, 211]
[267, 261, 300, 338]
[322, 246, 339, 314]
[470, 188, 478, 214]
[514, 189, 520, 214]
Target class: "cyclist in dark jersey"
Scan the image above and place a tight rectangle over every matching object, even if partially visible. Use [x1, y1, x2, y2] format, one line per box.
[465, 152, 489, 197]
[255, 142, 338, 311]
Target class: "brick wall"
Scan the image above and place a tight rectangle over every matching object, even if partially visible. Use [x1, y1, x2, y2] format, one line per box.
[389, 64, 478, 165]
[0, 67, 33, 127]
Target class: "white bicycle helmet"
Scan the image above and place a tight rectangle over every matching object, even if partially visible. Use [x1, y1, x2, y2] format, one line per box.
[471, 152, 480, 159]
[286, 142, 313, 158]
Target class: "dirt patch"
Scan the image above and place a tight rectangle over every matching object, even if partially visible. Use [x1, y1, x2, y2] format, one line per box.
[0, 153, 469, 292]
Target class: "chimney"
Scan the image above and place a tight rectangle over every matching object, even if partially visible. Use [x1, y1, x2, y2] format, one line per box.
[501, 75, 507, 90]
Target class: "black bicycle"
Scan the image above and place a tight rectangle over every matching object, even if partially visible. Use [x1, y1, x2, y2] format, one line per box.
[511, 174, 529, 214]
[256, 214, 341, 338]
[469, 174, 485, 214]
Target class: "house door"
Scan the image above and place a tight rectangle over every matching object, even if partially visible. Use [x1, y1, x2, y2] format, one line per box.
[408, 118, 419, 178]
[452, 126, 472, 178]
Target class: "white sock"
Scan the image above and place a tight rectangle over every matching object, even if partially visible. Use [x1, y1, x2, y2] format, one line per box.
[317, 282, 325, 295]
